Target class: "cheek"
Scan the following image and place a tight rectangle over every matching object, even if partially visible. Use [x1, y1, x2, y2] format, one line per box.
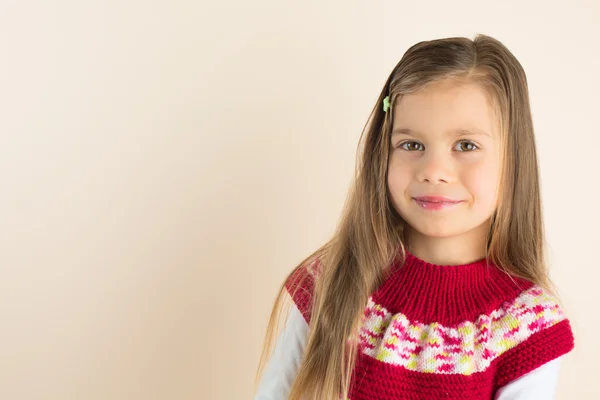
[464, 159, 501, 209]
[387, 164, 411, 197]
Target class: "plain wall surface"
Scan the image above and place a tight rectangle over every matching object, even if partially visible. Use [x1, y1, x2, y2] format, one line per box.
[1, 1, 598, 399]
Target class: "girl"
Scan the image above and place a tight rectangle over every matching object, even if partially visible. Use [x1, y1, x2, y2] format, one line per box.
[254, 34, 575, 400]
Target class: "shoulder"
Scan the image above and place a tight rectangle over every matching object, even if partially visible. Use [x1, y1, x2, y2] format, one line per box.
[492, 284, 575, 389]
[284, 257, 322, 325]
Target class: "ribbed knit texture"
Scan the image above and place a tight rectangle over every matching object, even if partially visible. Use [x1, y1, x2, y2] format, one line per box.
[284, 250, 575, 400]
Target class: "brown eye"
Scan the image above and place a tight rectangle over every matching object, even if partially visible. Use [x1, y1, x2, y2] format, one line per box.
[399, 141, 424, 151]
[455, 141, 479, 152]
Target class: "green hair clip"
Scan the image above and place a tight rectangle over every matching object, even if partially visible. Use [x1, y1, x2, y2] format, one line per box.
[383, 96, 390, 113]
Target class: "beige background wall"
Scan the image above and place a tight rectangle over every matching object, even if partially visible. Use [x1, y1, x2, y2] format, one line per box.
[1, 1, 598, 399]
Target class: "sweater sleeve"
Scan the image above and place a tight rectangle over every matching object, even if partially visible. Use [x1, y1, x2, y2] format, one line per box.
[254, 302, 310, 400]
[493, 285, 575, 390]
[494, 355, 563, 399]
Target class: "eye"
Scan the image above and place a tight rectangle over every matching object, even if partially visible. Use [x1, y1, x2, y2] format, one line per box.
[455, 141, 479, 152]
[399, 141, 424, 151]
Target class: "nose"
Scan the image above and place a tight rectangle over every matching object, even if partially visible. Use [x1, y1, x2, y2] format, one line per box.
[416, 152, 453, 184]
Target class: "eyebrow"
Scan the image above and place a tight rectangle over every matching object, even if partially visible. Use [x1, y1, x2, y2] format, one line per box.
[391, 127, 492, 138]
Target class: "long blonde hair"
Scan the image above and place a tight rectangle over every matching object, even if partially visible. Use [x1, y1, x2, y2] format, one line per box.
[254, 33, 562, 400]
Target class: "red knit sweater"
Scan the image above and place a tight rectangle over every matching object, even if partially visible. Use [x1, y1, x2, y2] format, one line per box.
[285, 250, 575, 400]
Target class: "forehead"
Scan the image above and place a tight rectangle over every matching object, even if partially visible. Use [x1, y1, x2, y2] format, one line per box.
[392, 80, 499, 137]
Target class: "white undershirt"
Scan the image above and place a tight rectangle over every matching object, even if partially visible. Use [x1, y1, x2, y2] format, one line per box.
[255, 303, 563, 400]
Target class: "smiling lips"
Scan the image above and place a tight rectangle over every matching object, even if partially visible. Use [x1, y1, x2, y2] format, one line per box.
[413, 196, 464, 211]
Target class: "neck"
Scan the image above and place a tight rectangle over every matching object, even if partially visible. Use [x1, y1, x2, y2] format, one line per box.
[404, 218, 491, 265]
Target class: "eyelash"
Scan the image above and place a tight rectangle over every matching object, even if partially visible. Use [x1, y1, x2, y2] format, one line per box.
[397, 140, 480, 152]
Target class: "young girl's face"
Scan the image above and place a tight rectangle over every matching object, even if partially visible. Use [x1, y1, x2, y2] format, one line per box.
[387, 79, 502, 242]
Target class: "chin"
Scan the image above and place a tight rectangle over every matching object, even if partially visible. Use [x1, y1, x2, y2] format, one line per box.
[405, 218, 470, 238]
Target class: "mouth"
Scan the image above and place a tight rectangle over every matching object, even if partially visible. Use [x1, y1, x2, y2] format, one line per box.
[412, 196, 464, 211]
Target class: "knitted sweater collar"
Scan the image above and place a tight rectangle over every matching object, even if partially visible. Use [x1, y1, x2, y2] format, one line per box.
[370, 249, 532, 326]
